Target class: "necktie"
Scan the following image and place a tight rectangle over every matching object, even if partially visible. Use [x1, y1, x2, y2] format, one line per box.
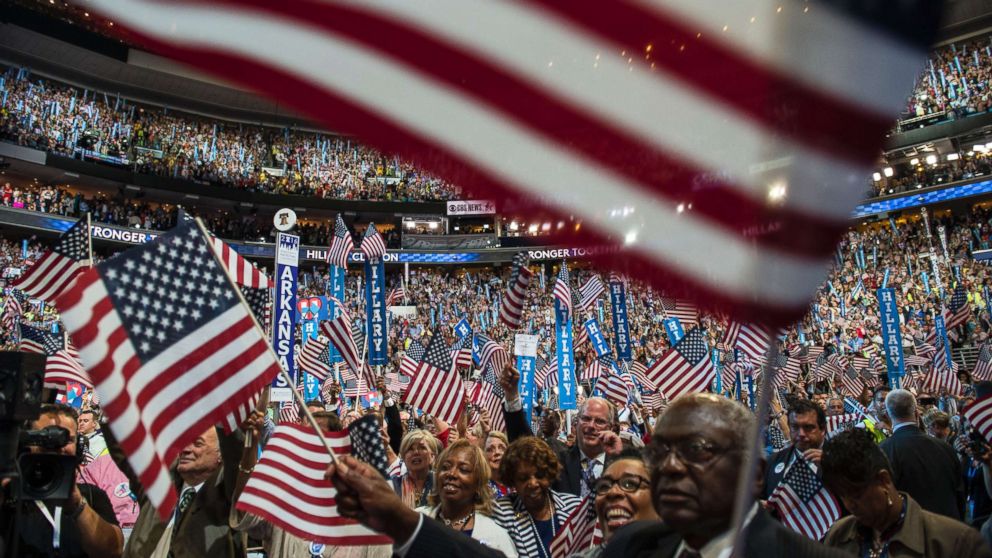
[171, 487, 196, 539]
[581, 458, 598, 497]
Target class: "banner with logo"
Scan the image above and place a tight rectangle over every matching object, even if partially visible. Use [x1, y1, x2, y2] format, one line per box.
[272, 233, 299, 402]
[935, 314, 952, 370]
[555, 296, 577, 410]
[327, 266, 347, 363]
[663, 318, 684, 346]
[454, 317, 473, 339]
[609, 279, 631, 361]
[515, 334, 539, 424]
[583, 318, 611, 358]
[877, 288, 905, 388]
[297, 296, 323, 342]
[365, 260, 388, 365]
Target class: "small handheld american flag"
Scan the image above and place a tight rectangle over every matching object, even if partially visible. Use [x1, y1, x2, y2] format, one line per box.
[13, 215, 91, 301]
[359, 222, 387, 262]
[327, 214, 355, 268]
[498, 252, 533, 330]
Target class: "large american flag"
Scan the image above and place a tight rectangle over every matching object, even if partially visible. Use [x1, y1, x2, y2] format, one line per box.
[19, 323, 92, 389]
[660, 297, 699, 327]
[54, 220, 281, 520]
[922, 340, 962, 396]
[14, 217, 91, 301]
[599, 359, 631, 406]
[401, 331, 465, 423]
[553, 263, 573, 321]
[965, 394, 992, 446]
[498, 252, 533, 330]
[359, 222, 387, 261]
[974, 343, 992, 382]
[536, 360, 558, 389]
[235, 418, 392, 545]
[946, 285, 972, 330]
[645, 327, 714, 400]
[180, 209, 271, 290]
[326, 214, 355, 269]
[76, 1, 939, 327]
[298, 336, 333, 380]
[768, 458, 841, 541]
[578, 275, 606, 312]
[450, 335, 474, 370]
[399, 339, 427, 377]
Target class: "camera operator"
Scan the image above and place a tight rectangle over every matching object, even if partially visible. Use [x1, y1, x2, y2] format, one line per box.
[15, 404, 124, 558]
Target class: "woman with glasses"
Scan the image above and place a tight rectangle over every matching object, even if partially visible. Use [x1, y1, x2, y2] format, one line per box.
[417, 439, 517, 557]
[392, 429, 440, 509]
[572, 448, 660, 558]
[822, 428, 990, 558]
[494, 437, 581, 558]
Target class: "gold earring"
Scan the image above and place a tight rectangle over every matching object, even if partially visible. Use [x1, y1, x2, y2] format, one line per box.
[886, 493, 893, 507]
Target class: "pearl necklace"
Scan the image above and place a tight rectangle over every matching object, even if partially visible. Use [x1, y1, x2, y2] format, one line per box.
[440, 509, 475, 531]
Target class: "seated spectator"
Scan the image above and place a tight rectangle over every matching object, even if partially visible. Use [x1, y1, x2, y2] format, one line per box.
[822, 429, 992, 558]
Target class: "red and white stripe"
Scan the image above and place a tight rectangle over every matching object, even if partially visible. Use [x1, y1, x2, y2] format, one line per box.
[402, 361, 465, 423]
[56, 271, 280, 520]
[79, 0, 926, 326]
[473, 380, 506, 433]
[966, 395, 992, 446]
[46, 344, 93, 389]
[600, 372, 629, 406]
[646, 349, 714, 400]
[321, 306, 362, 377]
[299, 336, 333, 380]
[549, 495, 599, 558]
[578, 275, 606, 312]
[209, 236, 270, 289]
[499, 259, 534, 330]
[536, 361, 558, 389]
[236, 422, 392, 545]
[13, 249, 86, 302]
[478, 338, 510, 375]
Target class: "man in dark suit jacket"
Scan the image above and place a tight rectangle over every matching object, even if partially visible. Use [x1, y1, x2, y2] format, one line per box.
[881, 389, 965, 519]
[603, 393, 848, 558]
[501, 365, 622, 497]
[762, 399, 827, 499]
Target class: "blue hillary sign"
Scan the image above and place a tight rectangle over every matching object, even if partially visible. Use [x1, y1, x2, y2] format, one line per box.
[609, 280, 631, 361]
[876, 288, 905, 387]
[365, 260, 388, 365]
[663, 318, 684, 346]
[583, 318, 611, 358]
[934, 314, 953, 369]
[555, 297, 576, 410]
[454, 318, 473, 339]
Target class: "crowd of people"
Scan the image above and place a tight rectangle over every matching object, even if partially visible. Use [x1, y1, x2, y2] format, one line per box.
[901, 34, 992, 126]
[0, 66, 463, 203]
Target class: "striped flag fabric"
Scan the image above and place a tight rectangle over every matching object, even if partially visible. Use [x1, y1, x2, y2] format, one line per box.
[628, 360, 653, 389]
[320, 375, 338, 404]
[947, 285, 971, 330]
[279, 400, 301, 423]
[839, 362, 863, 398]
[400, 339, 427, 377]
[600, 363, 630, 406]
[14, 216, 91, 301]
[914, 336, 937, 359]
[772, 353, 801, 389]
[180, 209, 271, 289]
[825, 413, 860, 435]
[235, 418, 392, 545]
[965, 395, 992, 446]
[645, 327, 715, 400]
[549, 495, 599, 558]
[77, 0, 940, 328]
[385, 371, 408, 395]
[973, 343, 992, 382]
[475, 333, 510, 375]
[578, 275, 606, 312]
[473, 363, 506, 433]
[536, 360, 558, 389]
[321, 301, 363, 377]
[660, 297, 698, 327]
[385, 285, 405, 307]
[727, 322, 772, 362]
[298, 336, 333, 380]
[54, 220, 281, 520]
[401, 331, 465, 423]
[922, 340, 962, 396]
[359, 222, 387, 261]
[768, 458, 841, 541]
[498, 252, 533, 330]
[553, 263, 573, 321]
[1, 290, 26, 331]
[19, 324, 92, 389]
[574, 325, 590, 350]
[326, 214, 355, 268]
[450, 335, 474, 370]
[813, 352, 843, 382]
[581, 358, 604, 382]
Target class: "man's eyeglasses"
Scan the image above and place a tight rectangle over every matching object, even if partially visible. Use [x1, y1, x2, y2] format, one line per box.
[579, 415, 611, 429]
[591, 474, 650, 495]
[646, 438, 735, 467]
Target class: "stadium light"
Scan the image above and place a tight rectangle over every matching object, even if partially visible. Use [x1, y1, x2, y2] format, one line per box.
[872, 172, 882, 182]
[883, 167, 894, 177]
[947, 153, 960, 161]
[925, 154, 937, 165]
[509, 221, 519, 231]
[975, 144, 987, 153]
[910, 158, 919, 165]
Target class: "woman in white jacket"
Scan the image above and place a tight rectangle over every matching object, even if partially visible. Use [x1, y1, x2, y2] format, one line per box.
[417, 439, 518, 557]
